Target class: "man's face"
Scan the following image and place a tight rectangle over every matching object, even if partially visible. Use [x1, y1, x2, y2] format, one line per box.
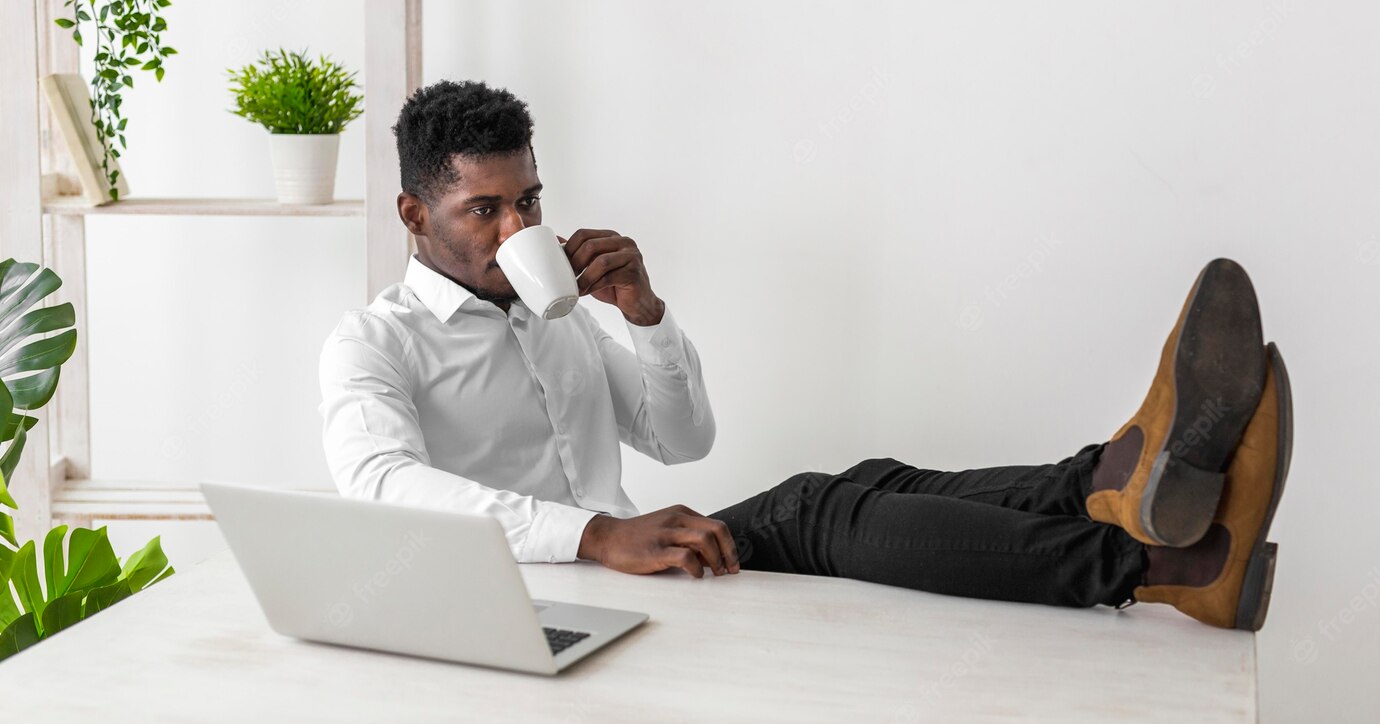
[401, 149, 543, 304]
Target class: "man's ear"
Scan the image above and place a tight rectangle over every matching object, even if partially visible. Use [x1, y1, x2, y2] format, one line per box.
[397, 191, 428, 237]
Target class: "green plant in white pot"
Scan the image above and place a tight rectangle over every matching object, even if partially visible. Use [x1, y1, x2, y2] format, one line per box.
[227, 48, 363, 205]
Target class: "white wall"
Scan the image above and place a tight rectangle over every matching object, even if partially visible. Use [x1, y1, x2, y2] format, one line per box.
[83, 1, 1376, 721]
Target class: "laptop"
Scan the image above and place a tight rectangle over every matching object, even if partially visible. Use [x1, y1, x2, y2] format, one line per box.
[200, 482, 648, 675]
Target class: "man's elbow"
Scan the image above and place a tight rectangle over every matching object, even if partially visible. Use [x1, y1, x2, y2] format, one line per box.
[661, 418, 716, 464]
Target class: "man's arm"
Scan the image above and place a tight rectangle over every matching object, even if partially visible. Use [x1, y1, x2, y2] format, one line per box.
[562, 228, 737, 577]
[578, 304, 716, 464]
[318, 312, 596, 563]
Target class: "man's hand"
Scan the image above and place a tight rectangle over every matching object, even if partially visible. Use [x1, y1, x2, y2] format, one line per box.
[560, 229, 665, 326]
[577, 505, 741, 578]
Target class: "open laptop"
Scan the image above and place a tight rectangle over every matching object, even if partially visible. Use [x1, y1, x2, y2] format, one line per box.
[201, 482, 648, 675]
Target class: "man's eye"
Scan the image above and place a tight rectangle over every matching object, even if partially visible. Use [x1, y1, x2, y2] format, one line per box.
[520, 196, 541, 207]
[471, 207, 492, 216]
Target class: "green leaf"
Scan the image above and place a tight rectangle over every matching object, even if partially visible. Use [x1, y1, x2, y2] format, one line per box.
[0, 539, 14, 582]
[84, 578, 133, 615]
[0, 415, 38, 442]
[0, 419, 29, 488]
[0, 303, 75, 362]
[9, 541, 46, 628]
[155, 67, 164, 82]
[0, 260, 40, 300]
[0, 513, 14, 548]
[54, 18, 75, 28]
[42, 525, 68, 601]
[0, 330, 77, 378]
[120, 535, 171, 590]
[59, 526, 121, 597]
[0, 613, 40, 662]
[39, 590, 85, 635]
[7, 368, 62, 411]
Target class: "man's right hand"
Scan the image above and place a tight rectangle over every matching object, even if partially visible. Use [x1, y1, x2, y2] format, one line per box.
[577, 505, 741, 578]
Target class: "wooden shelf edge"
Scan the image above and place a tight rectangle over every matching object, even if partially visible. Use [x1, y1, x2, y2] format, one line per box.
[51, 478, 335, 522]
[42, 196, 366, 217]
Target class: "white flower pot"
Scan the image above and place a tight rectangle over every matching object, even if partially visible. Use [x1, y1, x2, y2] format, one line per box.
[268, 133, 340, 204]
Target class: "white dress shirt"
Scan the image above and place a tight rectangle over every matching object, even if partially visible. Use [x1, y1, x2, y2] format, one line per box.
[318, 255, 715, 563]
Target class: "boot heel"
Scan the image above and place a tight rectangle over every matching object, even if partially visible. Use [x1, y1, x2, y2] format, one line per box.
[1140, 450, 1226, 547]
[1235, 542, 1279, 631]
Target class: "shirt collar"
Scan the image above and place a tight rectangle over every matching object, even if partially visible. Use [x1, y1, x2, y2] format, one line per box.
[403, 255, 477, 324]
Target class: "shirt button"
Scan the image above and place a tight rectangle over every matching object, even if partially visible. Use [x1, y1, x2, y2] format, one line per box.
[574, 488, 584, 497]
[556, 424, 565, 435]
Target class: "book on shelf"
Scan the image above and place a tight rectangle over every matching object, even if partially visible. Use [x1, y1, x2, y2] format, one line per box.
[40, 73, 129, 206]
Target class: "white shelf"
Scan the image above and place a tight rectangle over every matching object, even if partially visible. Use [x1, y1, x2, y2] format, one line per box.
[42, 196, 365, 217]
[51, 478, 334, 523]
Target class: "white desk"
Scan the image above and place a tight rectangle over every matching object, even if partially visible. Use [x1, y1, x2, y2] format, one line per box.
[1, 550, 1255, 722]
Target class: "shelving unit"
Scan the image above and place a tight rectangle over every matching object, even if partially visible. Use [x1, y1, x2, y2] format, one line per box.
[0, 0, 422, 543]
[42, 197, 366, 217]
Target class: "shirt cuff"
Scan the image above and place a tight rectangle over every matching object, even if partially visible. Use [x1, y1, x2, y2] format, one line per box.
[626, 304, 687, 366]
[522, 501, 601, 563]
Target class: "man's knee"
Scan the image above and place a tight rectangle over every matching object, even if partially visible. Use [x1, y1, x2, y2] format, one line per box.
[760, 471, 831, 525]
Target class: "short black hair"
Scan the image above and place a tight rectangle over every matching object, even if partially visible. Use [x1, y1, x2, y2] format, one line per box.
[392, 80, 535, 206]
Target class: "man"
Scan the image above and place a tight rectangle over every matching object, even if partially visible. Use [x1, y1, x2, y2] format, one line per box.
[319, 80, 1291, 632]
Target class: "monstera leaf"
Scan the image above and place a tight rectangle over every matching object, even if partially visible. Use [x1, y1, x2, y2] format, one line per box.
[0, 257, 175, 662]
[0, 525, 173, 660]
[0, 259, 77, 545]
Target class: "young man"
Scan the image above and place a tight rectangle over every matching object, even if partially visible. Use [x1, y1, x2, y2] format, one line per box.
[319, 80, 1291, 632]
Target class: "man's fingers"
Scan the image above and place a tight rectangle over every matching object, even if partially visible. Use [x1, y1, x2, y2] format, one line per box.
[663, 546, 704, 578]
[577, 252, 639, 295]
[567, 236, 628, 275]
[668, 526, 727, 575]
[562, 228, 620, 259]
[694, 517, 740, 573]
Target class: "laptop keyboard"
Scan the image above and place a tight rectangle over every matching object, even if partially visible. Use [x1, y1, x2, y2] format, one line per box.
[544, 626, 591, 655]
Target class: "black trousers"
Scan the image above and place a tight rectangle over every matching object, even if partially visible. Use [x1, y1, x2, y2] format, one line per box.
[710, 443, 1148, 608]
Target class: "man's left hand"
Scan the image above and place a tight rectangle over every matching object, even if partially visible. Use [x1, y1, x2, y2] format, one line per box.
[561, 229, 665, 326]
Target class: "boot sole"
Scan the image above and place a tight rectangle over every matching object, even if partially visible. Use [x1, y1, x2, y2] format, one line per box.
[1234, 342, 1293, 631]
[1139, 259, 1266, 547]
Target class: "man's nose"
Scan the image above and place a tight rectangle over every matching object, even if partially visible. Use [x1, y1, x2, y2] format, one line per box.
[498, 209, 528, 244]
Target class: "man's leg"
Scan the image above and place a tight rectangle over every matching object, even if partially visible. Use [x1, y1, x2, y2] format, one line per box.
[710, 455, 1147, 609]
[827, 442, 1105, 518]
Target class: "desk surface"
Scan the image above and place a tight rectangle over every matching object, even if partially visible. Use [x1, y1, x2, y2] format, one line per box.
[2, 550, 1255, 722]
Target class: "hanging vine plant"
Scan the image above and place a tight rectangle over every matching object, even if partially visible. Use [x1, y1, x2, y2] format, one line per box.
[54, 0, 178, 201]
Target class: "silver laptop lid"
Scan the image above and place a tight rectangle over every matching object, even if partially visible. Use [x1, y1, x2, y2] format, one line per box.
[201, 483, 558, 674]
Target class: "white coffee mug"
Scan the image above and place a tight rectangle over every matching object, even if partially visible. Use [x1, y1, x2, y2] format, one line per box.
[494, 224, 580, 320]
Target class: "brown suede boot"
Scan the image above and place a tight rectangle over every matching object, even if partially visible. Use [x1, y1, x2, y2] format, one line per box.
[1133, 342, 1292, 631]
[1086, 258, 1266, 547]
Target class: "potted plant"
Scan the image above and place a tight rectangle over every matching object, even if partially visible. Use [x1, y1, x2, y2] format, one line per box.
[53, 0, 179, 202]
[0, 259, 173, 659]
[227, 48, 364, 205]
